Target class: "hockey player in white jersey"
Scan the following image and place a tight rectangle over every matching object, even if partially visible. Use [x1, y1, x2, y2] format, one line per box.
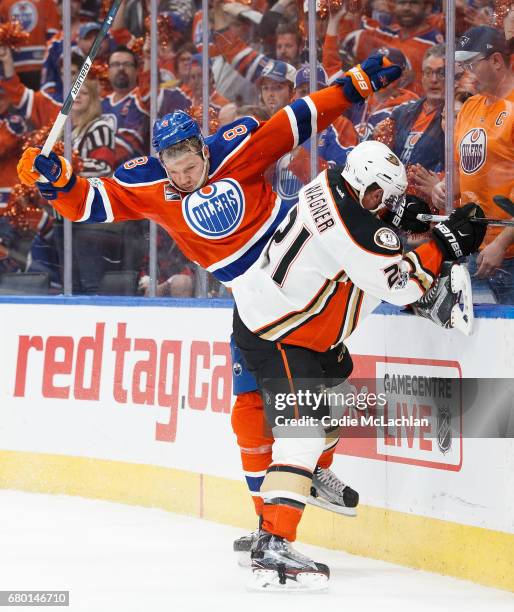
[231, 141, 486, 590]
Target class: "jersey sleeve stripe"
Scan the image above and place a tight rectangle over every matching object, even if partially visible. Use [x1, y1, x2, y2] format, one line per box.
[97, 181, 114, 222]
[231, 47, 252, 68]
[77, 184, 96, 222]
[284, 106, 300, 148]
[304, 96, 318, 141]
[289, 98, 313, 145]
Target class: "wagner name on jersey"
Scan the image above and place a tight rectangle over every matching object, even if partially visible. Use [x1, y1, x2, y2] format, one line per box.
[231, 169, 443, 353]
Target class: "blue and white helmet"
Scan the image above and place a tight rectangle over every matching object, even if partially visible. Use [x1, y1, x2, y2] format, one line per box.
[152, 110, 204, 153]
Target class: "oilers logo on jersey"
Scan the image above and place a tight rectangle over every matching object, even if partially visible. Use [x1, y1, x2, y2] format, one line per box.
[459, 128, 487, 175]
[10, 1, 38, 32]
[182, 179, 245, 239]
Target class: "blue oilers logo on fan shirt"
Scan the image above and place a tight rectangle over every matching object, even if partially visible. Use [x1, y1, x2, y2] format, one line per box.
[182, 179, 245, 239]
[459, 128, 487, 174]
[9, 1, 38, 32]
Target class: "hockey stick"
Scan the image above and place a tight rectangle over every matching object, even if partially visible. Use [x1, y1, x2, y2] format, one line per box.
[40, 0, 124, 157]
[415, 214, 514, 227]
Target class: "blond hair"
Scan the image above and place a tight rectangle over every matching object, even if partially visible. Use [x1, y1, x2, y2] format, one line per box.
[72, 79, 103, 138]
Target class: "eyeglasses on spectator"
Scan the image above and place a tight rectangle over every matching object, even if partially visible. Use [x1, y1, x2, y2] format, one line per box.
[422, 68, 446, 80]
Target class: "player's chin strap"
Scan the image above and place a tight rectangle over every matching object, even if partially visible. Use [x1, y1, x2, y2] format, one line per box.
[411, 261, 474, 335]
[161, 148, 210, 194]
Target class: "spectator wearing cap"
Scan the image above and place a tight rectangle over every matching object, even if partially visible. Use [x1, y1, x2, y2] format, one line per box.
[437, 26, 514, 302]
[258, 59, 296, 115]
[212, 24, 299, 107]
[102, 46, 150, 165]
[259, 61, 354, 206]
[0, 0, 60, 89]
[372, 44, 445, 174]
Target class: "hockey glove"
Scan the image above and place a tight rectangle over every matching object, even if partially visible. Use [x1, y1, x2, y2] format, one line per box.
[336, 55, 402, 104]
[431, 203, 486, 260]
[383, 195, 432, 233]
[17, 147, 73, 188]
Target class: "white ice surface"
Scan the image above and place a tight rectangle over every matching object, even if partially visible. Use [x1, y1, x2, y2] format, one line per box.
[0, 490, 512, 612]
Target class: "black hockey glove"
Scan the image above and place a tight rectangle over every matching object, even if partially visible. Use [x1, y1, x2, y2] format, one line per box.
[383, 195, 432, 233]
[431, 203, 486, 260]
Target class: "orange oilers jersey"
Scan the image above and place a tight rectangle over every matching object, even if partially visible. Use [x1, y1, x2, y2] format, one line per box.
[0, 0, 60, 72]
[455, 88, 514, 256]
[231, 169, 443, 353]
[47, 85, 353, 284]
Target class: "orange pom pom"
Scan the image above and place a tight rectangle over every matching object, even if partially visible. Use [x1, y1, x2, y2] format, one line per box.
[0, 20, 30, 49]
[129, 36, 145, 57]
[373, 118, 395, 147]
[319, 0, 345, 19]
[189, 105, 220, 135]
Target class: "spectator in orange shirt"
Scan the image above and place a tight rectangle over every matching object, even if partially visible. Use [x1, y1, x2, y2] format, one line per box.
[453, 26, 514, 302]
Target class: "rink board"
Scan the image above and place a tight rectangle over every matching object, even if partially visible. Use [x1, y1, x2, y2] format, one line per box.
[0, 297, 513, 591]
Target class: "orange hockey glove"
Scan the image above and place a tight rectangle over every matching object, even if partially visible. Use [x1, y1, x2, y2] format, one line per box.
[17, 147, 73, 188]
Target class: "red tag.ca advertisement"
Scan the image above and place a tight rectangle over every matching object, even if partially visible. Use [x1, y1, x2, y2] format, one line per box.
[337, 355, 463, 471]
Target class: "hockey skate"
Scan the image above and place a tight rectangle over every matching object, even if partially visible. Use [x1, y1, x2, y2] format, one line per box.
[247, 531, 329, 592]
[412, 261, 474, 335]
[233, 529, 260, 567]
[308, 466, 359, 517]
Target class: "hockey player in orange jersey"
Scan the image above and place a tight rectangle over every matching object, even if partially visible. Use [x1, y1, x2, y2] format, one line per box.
[231, 141, 486, 589]
[18, 54, 401, 286]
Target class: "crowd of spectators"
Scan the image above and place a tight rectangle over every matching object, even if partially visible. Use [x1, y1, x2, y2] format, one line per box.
[0, 0, 512, 302]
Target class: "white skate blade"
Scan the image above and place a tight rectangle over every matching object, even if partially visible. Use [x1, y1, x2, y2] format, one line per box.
[307, 495, 357, 517]
[246, 569, 329, 593]
[450, 264, 474, 336]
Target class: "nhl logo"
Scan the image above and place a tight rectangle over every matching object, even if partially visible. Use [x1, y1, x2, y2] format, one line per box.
[437, 404, 452, 454]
